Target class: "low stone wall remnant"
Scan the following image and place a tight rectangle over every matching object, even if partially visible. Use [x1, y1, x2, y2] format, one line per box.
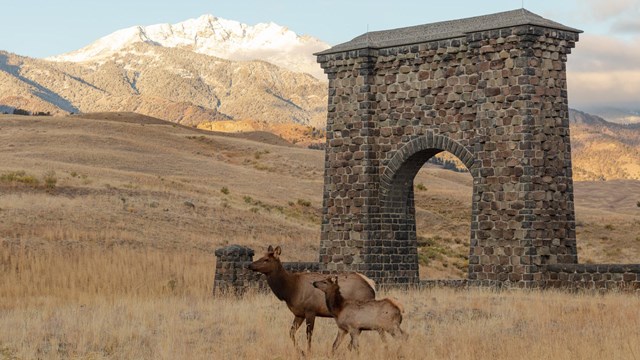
[213, 245, 640, 294]
[213, 245, 320, 295]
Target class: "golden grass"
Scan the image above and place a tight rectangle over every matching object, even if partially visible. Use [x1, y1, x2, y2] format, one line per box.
[0, 242, 212, 305]
[2, 254, 640, 360]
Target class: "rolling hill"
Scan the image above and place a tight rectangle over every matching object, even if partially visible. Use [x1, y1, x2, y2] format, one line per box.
[1, 112, 638, 280]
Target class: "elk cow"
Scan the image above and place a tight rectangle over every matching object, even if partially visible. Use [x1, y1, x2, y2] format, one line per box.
[313, 275, 406, 353]
[248, 245, 375, 353]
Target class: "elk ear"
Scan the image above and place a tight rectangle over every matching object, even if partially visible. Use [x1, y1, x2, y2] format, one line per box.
[267, 245, 274, 253]
[274, 246, 282, 258]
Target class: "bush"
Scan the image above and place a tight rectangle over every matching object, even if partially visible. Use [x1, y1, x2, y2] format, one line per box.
[297, 198, 311, 207]
[43, 170, 57, 189]
[0, 170, 39, 186]
[416, 183, 427, 191]
[220, 187, 229, 195]
[12, 108, 30, 116]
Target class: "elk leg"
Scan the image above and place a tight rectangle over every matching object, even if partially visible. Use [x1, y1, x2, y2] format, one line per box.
[290, 316, 304, 348]
[390, 325, 408, 339]
[397, 325, 408, 339]
[332, 329, 348, 354]
[377, 329, 387, 342]
[348, 330, 361, 352]
[304, 313, 316, 353]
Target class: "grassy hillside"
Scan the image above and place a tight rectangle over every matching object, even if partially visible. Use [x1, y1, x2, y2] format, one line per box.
[1, 113, 639, 281]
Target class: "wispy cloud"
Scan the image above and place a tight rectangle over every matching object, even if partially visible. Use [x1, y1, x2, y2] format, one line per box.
[569, 34, 640, 71]
[568, 33, 640, 108]
[582, 0, 640, 36]
[569, 70, 640, 108]
[611, 19, 640, 34]
[584, 0, 637, 21]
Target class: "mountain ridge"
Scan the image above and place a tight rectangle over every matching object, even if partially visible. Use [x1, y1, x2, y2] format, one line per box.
[0, 45, 328, 128]
[46, 14, 330, 80]
[569, 109, 640, 181]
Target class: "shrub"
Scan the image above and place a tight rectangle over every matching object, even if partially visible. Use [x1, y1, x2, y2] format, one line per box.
[0, 170, 39, 186]
[297, 198, 311, 207]
[43, 171, 57, 189]
[416, 183, 427, 191]
[220, 187, 229, 195]
[604, 224, 614, 231]
[12, 108, 30, 116]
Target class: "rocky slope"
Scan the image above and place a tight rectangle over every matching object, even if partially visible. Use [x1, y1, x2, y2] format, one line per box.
[569, 109, 640, 181]
[0, 46, 328, 128]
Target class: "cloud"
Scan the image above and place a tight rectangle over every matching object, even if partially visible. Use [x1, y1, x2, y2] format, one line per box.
[567, 34, 640, 108]
[581, 0, 640, 36]
[584, 0, 637, 21]
[611, 18, 640, 34]
[569, 34, 640, 72]
[568, 71, 640, 108]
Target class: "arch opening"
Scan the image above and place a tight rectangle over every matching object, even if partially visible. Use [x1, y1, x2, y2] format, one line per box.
[413, 152, 473, 280]
[378, 136, 476, 283]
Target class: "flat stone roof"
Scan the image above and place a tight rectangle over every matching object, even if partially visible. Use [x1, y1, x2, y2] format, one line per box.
[317, 8, 582, 55]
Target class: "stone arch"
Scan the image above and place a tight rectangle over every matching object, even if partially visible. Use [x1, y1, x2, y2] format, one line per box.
[379, 134, 476, 222]
[380, 133, 476, 197]
[316, 9, 581, 287]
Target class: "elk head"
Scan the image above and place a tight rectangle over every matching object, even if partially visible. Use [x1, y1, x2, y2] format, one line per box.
[248, 245, 282, 274]
[312, 276, 339, 292]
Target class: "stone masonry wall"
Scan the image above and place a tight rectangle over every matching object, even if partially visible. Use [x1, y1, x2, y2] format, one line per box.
[544, 264, 640, 290]
[213, 245, 320, 295]
[317, 25, 580, 287]
[212, 246, 640, 293]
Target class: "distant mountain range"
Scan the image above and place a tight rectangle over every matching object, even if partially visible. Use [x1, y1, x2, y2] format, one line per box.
[47, 14, 330, 80]
[577, 106, 640, 125]
[0, 15, 329, 128]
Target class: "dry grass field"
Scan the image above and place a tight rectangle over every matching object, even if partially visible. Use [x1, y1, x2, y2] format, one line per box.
[1, 113, 640, 359]
[3, 286, 640, 359]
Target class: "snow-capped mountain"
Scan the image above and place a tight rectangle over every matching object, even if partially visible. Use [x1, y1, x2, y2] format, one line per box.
[47, 14, 330, 80]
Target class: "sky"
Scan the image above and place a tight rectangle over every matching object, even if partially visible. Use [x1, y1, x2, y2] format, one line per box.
[1, 0, 639, 110]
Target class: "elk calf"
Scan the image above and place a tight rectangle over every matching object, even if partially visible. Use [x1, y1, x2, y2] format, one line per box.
[313, 276, 406, 353]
